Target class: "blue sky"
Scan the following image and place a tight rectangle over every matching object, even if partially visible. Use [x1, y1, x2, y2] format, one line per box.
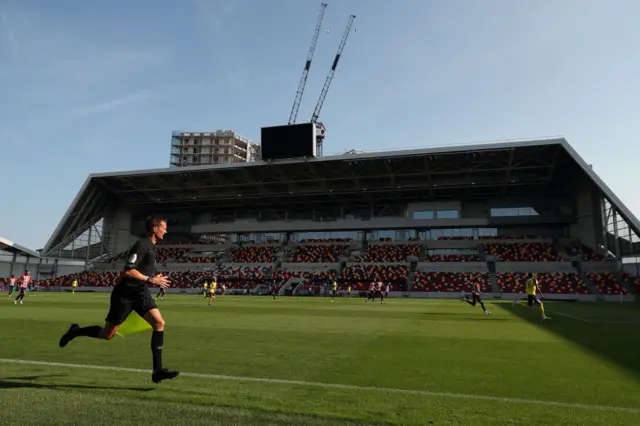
[1, 0, 639, 250]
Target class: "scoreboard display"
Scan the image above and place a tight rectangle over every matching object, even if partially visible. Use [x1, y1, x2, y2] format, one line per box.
[260, 123, 317, 160]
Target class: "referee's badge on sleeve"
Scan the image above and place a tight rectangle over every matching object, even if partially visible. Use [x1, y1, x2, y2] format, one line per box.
[128, 254, 137, 264]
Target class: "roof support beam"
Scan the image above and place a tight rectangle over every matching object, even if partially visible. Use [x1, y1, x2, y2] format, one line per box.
[503, 148, 516, 196]
[422, 156, 434, 197]
[546, 145, 562, 181]
[306, 161, 328, 192]
[61, 189, 101, 244]
[383, 160, 397, 189]
[117, 177, 156, 201]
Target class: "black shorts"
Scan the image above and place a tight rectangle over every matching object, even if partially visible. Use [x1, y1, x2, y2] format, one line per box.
[105, 284, 157, 326]
[209, 291, 215, 297]
[472, 293, 482, 303]
[332, 290, 337, 296]
[527, 295, 541, 307]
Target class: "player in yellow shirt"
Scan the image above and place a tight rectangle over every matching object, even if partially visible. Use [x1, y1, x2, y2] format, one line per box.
[347, 285, 351, 298]
[330, 280, 338, 303]
[202, 282, 208, 298]
[516, 273, 549, 320]
[208, 280, 217, 306]
[72, 279, 78, 294]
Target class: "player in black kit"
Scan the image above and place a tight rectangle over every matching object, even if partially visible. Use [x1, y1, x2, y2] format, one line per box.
[269, 282, 277, 299]
[155, 287, 166, 300]
[462, 281, 491, 315]
[58, 217, 179, 384]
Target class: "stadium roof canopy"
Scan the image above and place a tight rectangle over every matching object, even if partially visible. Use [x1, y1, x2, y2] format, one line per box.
[0, 236, 40, 258]
[42, 137, 640, 256]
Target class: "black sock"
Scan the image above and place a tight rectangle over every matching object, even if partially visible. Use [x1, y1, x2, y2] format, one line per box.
[466, 299, 475, 306]
[151, 331, 164, 372]
[480, 302, 487, 312]
[74, 325, 102, 338]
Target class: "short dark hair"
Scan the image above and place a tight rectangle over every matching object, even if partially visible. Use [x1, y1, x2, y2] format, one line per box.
[145, 216, 166, 235]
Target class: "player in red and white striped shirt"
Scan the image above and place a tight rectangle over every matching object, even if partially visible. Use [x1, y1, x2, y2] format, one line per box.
[375, 282, 385, 304]
[7, 274, 16, 296]
[14, 271, 31, 305]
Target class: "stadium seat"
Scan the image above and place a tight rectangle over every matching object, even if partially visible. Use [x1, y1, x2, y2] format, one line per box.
[587, 272, 629, 295]
[413, 272, 490, 292]
[341, 264, 408, 287]
[482, 243, 561, 261]
[290, 245, 345, 263]
[497, 272, 590, 294]
[232, 246, 278, 263]
[354, 245, 419, 262]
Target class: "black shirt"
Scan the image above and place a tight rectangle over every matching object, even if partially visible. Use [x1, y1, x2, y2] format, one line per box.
[120, 237, 156, 288]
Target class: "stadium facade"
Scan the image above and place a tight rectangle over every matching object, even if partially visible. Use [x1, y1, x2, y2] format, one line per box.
[169, 129, 260, 167]
[4, 137, 640, 299]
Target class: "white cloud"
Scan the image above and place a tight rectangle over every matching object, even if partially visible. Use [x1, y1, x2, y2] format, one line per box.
[72, 90, 154, 118]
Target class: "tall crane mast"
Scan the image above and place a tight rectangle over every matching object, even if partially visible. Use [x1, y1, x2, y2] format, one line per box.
[311, 14, 356, 123]
[288, 3, 328, 125]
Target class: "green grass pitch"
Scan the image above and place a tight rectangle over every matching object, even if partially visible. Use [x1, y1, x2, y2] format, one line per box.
[1, 292, 640, 425]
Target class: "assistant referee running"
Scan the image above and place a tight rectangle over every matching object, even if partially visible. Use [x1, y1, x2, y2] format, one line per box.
[59, 216, 180, 384]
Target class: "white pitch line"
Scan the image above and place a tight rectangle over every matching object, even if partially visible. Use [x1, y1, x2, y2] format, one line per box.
[1, 358, 639, 414]
[550, 311, 633, 324]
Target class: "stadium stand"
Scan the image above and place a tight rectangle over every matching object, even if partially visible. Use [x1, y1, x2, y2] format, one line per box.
[413, 271, 490, 293]
[290, 244, 345, 263]
[9, 138, 635, 304]
[482, 243, 561, 262]
[497, 272, 590, 295]
[586, 272, 629, 295]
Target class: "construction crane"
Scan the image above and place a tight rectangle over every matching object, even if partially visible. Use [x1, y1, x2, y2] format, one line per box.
[311, 14, 356, 156]
[288, 3, 328, 125]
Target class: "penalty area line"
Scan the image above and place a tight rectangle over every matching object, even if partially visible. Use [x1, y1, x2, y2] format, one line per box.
[1, 359, 640, 413]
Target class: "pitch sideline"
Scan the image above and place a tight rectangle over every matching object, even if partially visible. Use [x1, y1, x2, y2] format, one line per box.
[0, 358, 638, 414]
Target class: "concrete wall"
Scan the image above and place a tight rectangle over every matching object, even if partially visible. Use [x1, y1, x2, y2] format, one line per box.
[407, 201, 461, 218]
[417, 262, 489, 273]
[112, 209, 137, 255]
[189, 195, 577, 236]
[495, 262, 576, 273]
[568, 176, 602, 251]
[622, 263, 640, 277]
[0, 254, 37, 277]
[0, 254, 85, 279]
[581, 261, 619, 274]
[192, 218, 491, 234]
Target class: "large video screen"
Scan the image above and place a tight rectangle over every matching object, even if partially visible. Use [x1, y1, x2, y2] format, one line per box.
[261, 122, 316, 160]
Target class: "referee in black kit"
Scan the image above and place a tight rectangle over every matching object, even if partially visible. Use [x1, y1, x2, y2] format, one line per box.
[59, 216, 180, 384]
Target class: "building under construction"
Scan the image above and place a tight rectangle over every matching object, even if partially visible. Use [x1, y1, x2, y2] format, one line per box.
[170, 130, 260, 167]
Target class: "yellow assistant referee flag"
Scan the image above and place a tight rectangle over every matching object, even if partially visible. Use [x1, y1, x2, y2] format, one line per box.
[116, 313, 152, 337]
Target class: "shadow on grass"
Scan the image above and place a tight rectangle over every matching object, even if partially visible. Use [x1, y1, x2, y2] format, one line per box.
[420, 312, 510, 321]
[0, 375, 153, 392]
[496, 302, 640, 381]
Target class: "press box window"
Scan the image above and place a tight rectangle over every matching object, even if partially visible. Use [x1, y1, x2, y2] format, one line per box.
[413, 210, 435, 219]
